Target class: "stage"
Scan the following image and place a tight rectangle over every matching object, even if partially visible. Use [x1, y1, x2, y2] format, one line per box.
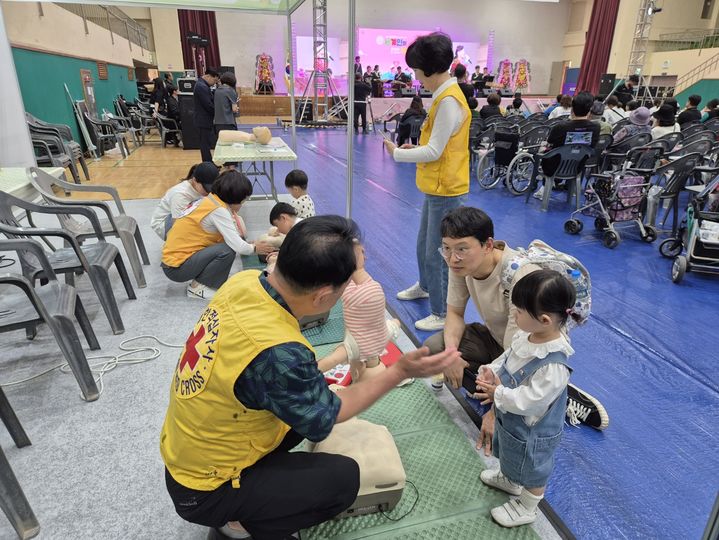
[238, 94, 557, 122]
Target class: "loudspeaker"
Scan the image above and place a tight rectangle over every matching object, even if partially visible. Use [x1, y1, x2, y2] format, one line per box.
[419, 88, 432, 98]
[500, 89, 513, 97]
[599, 73, 616, 97]
[400, 88, 417, 97]
[179, 94, 200, 150]
[219, 66, 235, 75]
[483, 88, 493, 97]
[177, 78, 196, 93]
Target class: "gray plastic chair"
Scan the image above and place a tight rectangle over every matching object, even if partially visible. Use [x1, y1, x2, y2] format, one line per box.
[0, 192, 135, 335]
[0, 383, 39, 539]
[29, 168, 149, 289]
[155, 113, 182, 148]
[0, 442, 39, 539]
[25, 113, 90, 182]
[527, 144, 596, 212]
[0, 238, 99, 400]
[30, 139, 79, 183]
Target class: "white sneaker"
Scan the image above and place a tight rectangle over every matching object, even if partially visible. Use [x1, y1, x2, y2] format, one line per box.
[386, 319, 401, 343]
[396, 282, 429, 300]
[186, 282, 217, 300]
[490, 498, 538, 527]
[342, 332, 361, 363]
[532, 185, 545, 200]
[414, 314, 445, 331]
[480, 469, 523, 496]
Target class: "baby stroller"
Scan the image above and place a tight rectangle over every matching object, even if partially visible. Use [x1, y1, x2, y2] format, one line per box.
[564, 171, 656, 248]
[669, 174, 719, 283]
[476, 127, 520, 189]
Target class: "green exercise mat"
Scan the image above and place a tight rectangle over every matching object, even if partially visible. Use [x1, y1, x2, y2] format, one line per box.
[302, 381, 540, 540]
[302, 302, 345, 347]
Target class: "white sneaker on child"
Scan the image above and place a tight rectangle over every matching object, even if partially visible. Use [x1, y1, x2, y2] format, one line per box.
[490, 497, 538, 528]
[186, 282, 217, 300]
[480, 469, 523, 496]
[386, 319, 401, 343]
[396, 282, 429, 300]
[342, 332, 361, 363]
[532, 185, 545, 200]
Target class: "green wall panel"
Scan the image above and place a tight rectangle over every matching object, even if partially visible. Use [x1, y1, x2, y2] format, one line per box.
[11, 47, 138, 144]
[673, 79, 719, 109]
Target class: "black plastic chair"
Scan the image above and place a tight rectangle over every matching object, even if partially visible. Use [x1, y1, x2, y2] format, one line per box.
[653, 153, 703, 234]
[82, 111, 130, 158]
[0, 238, 99, 400]
[586, 133, 614, 175]
[656, 131, 684, 151]
[604, 132, 652, 169]
[681, 122, 705, 136]
[681, 131, 716, 147]
[527, 144, 596, 211]
[667, 139, 713, 159]
[0, 192, 135, 335]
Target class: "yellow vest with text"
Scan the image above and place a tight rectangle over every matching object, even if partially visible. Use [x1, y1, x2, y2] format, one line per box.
[416, 83, 471, 196]
[160, 270, 314, 491]
[161, 193, 226, 268]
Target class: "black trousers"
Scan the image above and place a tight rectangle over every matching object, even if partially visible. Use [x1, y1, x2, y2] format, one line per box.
[354, 103, 368, 130]
[198, 127, 217, 162]
[215, 123, 238, 134]
[165, 430, 360, 540]
[423, 322, 505, 394]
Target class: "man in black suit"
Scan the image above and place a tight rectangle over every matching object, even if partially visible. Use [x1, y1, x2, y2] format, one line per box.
[193, 68, 220, 162]
[353, 74, 372, 133]
[354, 56, 362, 75]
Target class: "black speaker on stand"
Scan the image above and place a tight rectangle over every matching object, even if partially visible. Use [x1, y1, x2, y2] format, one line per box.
[179, 94, 200, 150]
[400, 88, 417, 97]
[598, 73, 616, 99]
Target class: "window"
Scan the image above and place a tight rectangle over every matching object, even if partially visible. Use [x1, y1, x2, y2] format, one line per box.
[701, 0, 714, 19]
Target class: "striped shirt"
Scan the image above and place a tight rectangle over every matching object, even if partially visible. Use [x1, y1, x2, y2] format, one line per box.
[342, 277, 388, 360]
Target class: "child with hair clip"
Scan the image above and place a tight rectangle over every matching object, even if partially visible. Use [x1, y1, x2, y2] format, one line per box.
[474, 269, 578, 528]
[317, 241, 403, 384]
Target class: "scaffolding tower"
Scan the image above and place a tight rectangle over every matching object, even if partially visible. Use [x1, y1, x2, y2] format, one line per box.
[312, 0, 330, 120]
[625, 0, 657, 104]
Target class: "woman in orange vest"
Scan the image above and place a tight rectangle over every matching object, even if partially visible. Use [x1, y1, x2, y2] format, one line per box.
[161, 170, 273, 300]
[384, 32, 471, 333]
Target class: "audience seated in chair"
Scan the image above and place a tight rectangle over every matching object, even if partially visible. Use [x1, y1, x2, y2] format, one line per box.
[396, 96, 427, 146]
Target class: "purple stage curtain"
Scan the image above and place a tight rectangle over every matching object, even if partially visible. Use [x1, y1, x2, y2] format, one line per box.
[576, 0, 621, 95]
[178, 9, 221, 75]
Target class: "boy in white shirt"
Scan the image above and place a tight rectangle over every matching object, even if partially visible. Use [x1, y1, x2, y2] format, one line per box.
[285, 169, 316, 218]
[150, 162, 219, 239]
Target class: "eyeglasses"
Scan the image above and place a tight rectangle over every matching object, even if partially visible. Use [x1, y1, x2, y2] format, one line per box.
[438, 246, 472, 261]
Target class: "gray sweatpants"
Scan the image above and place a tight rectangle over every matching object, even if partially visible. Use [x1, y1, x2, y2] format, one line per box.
[162, 243, 235, 289]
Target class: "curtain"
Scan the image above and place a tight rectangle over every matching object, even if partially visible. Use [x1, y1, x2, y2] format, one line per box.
[178, 10, 221, 75]
[576, 0, 621, 95]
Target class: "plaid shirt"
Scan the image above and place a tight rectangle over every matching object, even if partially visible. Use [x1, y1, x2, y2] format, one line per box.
[233, 273, 340, 442]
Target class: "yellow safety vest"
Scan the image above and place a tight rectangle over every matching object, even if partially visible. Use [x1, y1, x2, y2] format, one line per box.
[160, 270, 314, 490]
[162, 193, 226, 268]
[415, 82, 471, 196]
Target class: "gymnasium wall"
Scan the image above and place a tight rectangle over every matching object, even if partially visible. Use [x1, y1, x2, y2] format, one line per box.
[12, 47, 138, 144]
[210, 0, 572, 94]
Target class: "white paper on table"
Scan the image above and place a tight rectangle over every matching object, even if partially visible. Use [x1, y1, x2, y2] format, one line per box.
[232, 143, 246, 148]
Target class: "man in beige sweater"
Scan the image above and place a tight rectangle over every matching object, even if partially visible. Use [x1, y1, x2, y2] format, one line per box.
[424, 207, 608, 452]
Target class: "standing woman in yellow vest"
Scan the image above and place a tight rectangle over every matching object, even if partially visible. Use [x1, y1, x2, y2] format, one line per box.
[161, 170, 274, 300]
[384, 32, 471, 332]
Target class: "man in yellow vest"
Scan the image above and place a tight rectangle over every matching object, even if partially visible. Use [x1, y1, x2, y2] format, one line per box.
[384, 32, 471, 333]
[161, 215, 461, 540]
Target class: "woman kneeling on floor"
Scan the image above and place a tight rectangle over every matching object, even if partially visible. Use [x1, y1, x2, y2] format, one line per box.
[161, 170, 274, 300]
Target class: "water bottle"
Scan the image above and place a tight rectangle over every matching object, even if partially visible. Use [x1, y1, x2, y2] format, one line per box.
[570, 269, 589, 305]
[431, 373, 444, 390]
[644, 185, 662, 227]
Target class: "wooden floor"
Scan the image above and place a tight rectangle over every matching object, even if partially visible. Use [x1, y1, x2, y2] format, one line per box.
[74, 136, 204, 201]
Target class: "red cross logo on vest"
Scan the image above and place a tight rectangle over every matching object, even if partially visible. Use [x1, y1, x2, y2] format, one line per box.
[179, 326, 206, 374]
[173, 307, 220, 399]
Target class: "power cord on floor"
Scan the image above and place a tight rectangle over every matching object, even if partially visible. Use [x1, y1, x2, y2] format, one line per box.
[0, 335, 185, 401]
[379, 480, 419, 521]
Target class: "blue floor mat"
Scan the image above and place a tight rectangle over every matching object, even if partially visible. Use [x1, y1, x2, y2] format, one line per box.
[276, 129, 719, 539]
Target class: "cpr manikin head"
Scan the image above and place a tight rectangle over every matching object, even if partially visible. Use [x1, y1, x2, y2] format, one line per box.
[253, 126, 272, 145]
